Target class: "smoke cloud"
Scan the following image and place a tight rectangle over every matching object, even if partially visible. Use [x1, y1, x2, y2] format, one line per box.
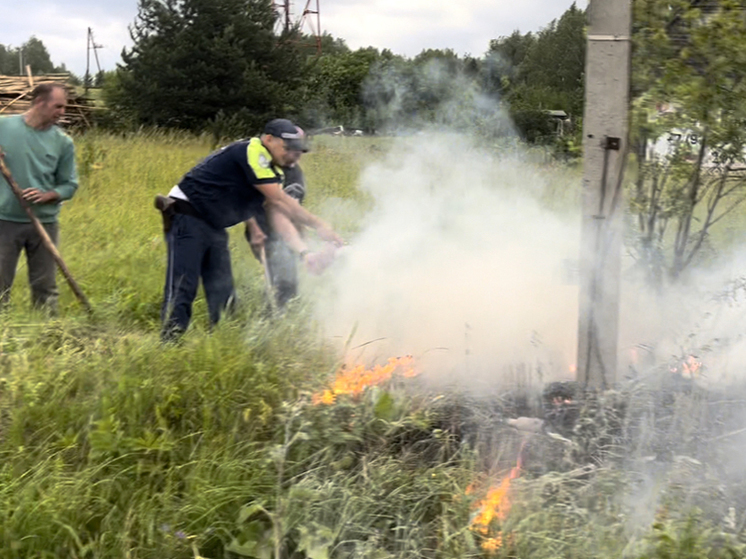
[311, 58, 746, 394]
[313, 134, 582, 391]
[619, 249, 746, 386]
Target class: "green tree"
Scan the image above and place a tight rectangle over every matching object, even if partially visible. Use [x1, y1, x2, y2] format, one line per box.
[0, 38, 69, 76]
[485, 30, 536, 94]
[360, 49, 512, 137]
[110, 0, 307, 131]
[295, 31, 349, 57]
[0, 44, 19, 75]
[22, 36, 56, 74]
[630, 0, 746, 283]
[484, 4, 586, 143]
[301, 47, 382, 128]
[515, 3, 586, 114]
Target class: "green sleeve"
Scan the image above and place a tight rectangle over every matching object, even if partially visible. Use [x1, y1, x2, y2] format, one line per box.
[54, 138, 78, 201]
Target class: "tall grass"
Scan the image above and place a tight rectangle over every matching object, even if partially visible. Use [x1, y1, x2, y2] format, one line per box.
[0, 131, 743, 558]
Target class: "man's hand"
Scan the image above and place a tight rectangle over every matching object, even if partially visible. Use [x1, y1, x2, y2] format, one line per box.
[302, 244, 337, 275]
[22, 189, 60, 204]
[316, 223, 344, 247]
[244, 218, 267, 260]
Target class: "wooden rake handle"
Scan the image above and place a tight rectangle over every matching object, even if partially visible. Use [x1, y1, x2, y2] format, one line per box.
[259, 245, 277, 314]
[0, 149, 92, 314]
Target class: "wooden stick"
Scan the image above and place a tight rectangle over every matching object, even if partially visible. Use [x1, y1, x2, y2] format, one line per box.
[259, 246, 277, 313]
[26, 66, 34, 89]
[0, 149, 92, 313]
[713, 426, 746, 442]
[0, 92, 28, 114]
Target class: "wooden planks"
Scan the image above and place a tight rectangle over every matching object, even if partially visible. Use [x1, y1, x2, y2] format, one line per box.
[0, 73, 95, 128]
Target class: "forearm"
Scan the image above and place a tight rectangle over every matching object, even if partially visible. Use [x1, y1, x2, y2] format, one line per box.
[244, 217, 267, 260]
[53, 181, 77, 201]
[266, 194, 327, 230]
[257, 182, 343, 246]
[54, 145, 79, 201]
[268, 209, 308, 254]
[245, 217, 263, 240]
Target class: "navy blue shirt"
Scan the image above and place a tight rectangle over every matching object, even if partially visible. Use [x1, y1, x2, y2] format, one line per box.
[178, 137, 284, 230]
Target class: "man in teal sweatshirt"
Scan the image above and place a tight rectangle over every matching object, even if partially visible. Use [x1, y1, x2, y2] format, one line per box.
[0, 82, 78, 312]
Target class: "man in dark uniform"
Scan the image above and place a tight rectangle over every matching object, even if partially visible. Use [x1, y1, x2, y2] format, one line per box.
[245, 162, 313, 308]
[156, 118, 342, 340]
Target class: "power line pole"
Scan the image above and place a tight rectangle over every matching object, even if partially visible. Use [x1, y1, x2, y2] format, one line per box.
[300, 0, 322, 55]
[275, 0, 323, 54]
[274, 0, 292, 35]
[576, 0, 632, 390]
[84, 27, 104, 93]
[85, 29, 90, 89]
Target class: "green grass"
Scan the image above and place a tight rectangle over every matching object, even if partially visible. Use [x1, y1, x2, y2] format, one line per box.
[0, 131, 744, 558]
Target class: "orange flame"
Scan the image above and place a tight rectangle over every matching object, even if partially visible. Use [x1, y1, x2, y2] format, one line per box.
[669, 355, 702, 379]
[469, 454, 523, 554]
[481, 534, 503, 553]
[312, 356, 417, 405]
[472, 462, 521, 530]
[681, 355, 702, 379]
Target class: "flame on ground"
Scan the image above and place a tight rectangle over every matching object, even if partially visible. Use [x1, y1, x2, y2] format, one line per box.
[681, 355, 702, 378]
[469, 455, 522, 554]
[669, 355, 702, 379]
[312, 356, 417, 405]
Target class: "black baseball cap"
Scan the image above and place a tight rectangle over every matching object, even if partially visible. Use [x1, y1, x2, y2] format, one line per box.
[264, 118, 309, 152]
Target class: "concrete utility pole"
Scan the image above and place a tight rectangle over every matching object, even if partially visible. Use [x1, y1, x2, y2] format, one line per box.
[84, 28, 104, 94]
[576, 0, 632, 390]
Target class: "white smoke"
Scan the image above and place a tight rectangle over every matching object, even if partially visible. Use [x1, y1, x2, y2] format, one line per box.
[313, 134, 581, 391]
[619, 247, 746, 386]
[310, 58, 746, 393]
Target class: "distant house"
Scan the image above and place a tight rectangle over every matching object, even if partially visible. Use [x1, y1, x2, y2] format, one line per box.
[544, 110, 570, 137]
[646, 105, 746, 171]
[310, 125, 345, 136]
[310, 125, 366, 137]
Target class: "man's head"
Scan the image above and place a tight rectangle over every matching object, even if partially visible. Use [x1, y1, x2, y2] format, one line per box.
[28, 83, 67, 129]
[261, 118, 309, 166]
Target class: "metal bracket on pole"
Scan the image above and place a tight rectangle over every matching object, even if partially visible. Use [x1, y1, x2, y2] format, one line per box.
[587, 35, 631, 42]
[603, 137, 621, 151]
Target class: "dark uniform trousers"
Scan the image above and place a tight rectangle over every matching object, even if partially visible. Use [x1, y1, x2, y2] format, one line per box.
[161, 213, 234, 339]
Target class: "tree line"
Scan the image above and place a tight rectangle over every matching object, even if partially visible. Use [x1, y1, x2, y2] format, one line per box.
[6, 1, 746, 283]
[0, 2, 586, 143]
[98, 0, 587, 144]
[0, 37, 69, 76]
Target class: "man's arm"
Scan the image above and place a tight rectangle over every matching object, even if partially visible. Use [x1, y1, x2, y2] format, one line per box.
[255, 182, 343, 246]
[266, 208, 338, 274]
[267, 208, 309, 254]
[52, 141, 79, 201]
[244, 217, 268, 259]
[244, 212, 307, 259]
[22, 140, 78, 204]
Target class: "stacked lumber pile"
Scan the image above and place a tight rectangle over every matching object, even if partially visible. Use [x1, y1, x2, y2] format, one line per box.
[0, 73, 96, 128]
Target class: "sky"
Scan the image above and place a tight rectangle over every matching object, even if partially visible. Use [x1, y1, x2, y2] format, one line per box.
[2, 0, 583, 78]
